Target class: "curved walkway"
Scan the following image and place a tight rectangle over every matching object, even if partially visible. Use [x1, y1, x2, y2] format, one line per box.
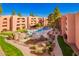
[53, 34, 63, 56]
[5, 39, 36, 56]
[43, 30, 63, 56]
[0, 46, 5, 56]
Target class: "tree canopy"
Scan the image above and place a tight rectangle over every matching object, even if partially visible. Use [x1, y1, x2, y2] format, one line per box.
[48, 6, 62, 28]
[12, 10, 16, 15]
[53, 6, 62, 20]
[18, 12, 22, 16]
[30, 12, 34, 16]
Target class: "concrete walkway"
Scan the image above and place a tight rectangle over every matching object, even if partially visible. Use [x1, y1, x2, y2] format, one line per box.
[0, 46, 5, 56]
[5, 39, 36, 56]
[43, 30, 63, 56]
[4, 29, 63, 56]
[53, 34, 63, 56]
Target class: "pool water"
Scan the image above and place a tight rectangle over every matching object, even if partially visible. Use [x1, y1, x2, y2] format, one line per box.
[27, 27, 50, 36]
[31, 27, 50, 38]
[35, 27, 50, 33]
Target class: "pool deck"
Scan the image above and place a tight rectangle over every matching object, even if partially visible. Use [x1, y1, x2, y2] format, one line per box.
[5, 39, 36, 56]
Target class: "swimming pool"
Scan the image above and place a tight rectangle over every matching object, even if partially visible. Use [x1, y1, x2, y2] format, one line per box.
[31, 27, 50, 39]
[35, 27, 50, 33]
[27, 27, 50, 36]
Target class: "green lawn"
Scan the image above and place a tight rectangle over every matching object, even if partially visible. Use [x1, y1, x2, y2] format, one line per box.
[0, 36, 23, 56]
[57, 36, 75, 56]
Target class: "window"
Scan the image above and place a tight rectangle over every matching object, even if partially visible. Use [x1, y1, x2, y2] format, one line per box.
[3, 22, 7, 24]
[31, 23, 33, 24]
[17, 18, 20, 20]
[22, 20, 25, 22]
[4, 18, 7, 20]
[17, 24, 20, 26]
[2, 29, 8, 32]
[65, 27, 67, 30]
[64, 33, 67, 39]
[17, 21, 20, 23]
[22, 26, 25, 29]
[31, 18, 33, 19]
[22, 18, 25, 20]
[31, 21, 33, 22]
[22, 24, 25, 25]
[16, 27, 20, 30]
[34, 18, 36, 19]
[31, 18, 36, 20]
[2, 25, 7, 27]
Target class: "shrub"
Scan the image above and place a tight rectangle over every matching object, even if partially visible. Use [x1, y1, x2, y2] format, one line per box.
[35, 23, 43, 27]
[30, 45, 36, 50]
[0, 31, 13, 36]
[17, 29, 27, 33]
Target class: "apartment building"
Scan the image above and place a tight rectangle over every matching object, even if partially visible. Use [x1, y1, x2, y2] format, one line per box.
[27, 16, 39, 28]
[0, 15, 48, 32]
[0, 16, 11, 32]
[75, 13, 79, 50]
[10, 15, 28, 31]
[60, 12, 79, 50]
[27, 16, 48, 28]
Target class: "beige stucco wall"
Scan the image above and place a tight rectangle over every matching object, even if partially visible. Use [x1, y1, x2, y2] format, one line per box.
[60, 16, 66, 36]
[75, 13, 79, 49]
[27, 16, 40, 27]
[0, 15, 48, 32]
[65, 14, 75, 44]
[0, 16, 11, 32]
[27, 16, 48, 28]
[11, 15, 28, 31]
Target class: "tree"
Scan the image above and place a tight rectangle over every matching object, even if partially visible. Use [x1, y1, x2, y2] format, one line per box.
[18, 12, 22, 16]
[48, 6, 62, 30]
[53, 6, 62, 20]
[53, 6, 62, 30]
[48, 13, 55, 28]
[0, 4, 2, 15]
[35, 23, 42, 27]
[12, 10, 16, 15]
[30, 12, 34, 16]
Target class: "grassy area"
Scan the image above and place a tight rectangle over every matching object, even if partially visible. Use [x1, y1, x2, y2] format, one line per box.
[57, 36, 75, 56]
[0, 31, 13, 36]
[0, 36, 23, 56]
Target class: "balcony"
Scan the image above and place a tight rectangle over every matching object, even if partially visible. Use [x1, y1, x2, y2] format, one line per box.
[17, 24, 20, 26]
[3, 18, 7, 20]
[3, 22, 7, 24]
[2, 25, 7, 27]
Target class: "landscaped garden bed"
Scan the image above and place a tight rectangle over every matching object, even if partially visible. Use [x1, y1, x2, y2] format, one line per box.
[57, 35, 75, 56]
[0, 36, 23, 56]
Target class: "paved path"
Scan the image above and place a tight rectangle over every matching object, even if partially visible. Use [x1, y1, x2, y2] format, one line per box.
[5, 39, 36, 56]
[43, 31, 63, 56]
[4, 29, 63, 56]
[53, 34, 63, 56]
[0, 46, 5, 56]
